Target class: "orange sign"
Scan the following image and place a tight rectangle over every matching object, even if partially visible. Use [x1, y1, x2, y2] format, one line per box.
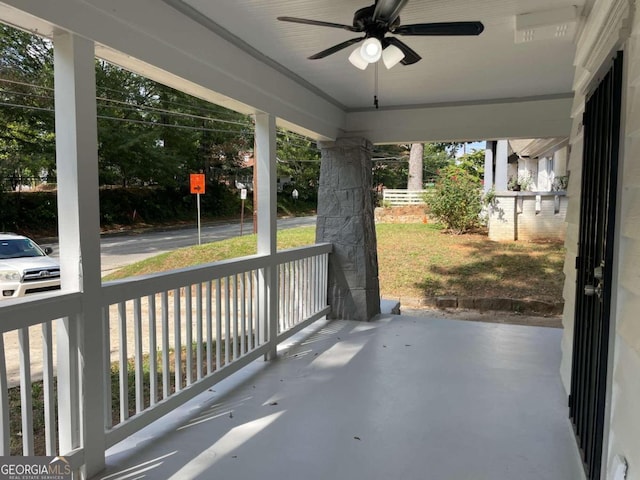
[190, 174, 205, 194]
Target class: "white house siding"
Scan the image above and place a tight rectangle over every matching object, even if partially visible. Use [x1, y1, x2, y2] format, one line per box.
[608, 14, 640, 473]
[562, 0, 640, 476]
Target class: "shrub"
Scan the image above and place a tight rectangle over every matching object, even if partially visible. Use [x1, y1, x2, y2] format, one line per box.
[426, 165, 483, 234]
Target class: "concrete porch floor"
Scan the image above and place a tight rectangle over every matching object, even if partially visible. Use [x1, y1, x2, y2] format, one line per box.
[95, 313, 585, 480]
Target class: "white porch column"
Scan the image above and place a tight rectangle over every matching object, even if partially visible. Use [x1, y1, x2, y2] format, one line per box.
[54, 32, 105, 475]
[554, 147, 568, 177]
[495, 140, 509, 191]
[484, 141, 495, 193]
[254, 113, 278, 359]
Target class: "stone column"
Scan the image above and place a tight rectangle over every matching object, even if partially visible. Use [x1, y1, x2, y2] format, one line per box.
[316, 137, 380, 321]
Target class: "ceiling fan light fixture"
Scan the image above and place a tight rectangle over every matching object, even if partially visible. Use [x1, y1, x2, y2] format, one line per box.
[348, 47, 369, 70]
[360, 37, 382, 63]
[382, 44, 405, 69]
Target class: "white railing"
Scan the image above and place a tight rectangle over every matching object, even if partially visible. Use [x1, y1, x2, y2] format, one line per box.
[0, 243, 331, 473]
[382, 189, 430, 206]
[0, 292, 85, 469]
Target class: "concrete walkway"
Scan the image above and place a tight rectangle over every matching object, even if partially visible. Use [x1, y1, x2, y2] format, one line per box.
[95, 312, 585, 480]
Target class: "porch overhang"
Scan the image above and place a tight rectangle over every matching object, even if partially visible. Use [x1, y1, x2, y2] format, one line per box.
[0, 0, 574, 144]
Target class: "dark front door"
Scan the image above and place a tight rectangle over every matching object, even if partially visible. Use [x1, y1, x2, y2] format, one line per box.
[569, 52, 623, 480]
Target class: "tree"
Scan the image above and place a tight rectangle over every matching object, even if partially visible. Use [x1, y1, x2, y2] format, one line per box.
[407, 143, 423, 190]
[456, 149, 485, 179]
[0, 25, 55, 188]
[276, 129, 320, 202]
[422, 143, 453, 184]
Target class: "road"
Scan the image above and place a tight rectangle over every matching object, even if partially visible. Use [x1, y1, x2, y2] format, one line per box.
[42, 216, 316, 274]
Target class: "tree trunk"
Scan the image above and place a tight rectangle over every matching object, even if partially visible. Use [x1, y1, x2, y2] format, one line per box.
[408, 143, 423, 190]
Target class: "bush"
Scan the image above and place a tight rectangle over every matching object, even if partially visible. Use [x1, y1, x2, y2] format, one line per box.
[426, 165, 483, 234]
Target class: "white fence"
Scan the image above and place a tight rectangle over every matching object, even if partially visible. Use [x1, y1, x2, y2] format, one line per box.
[0, 243, 331, 472]
[382, 189, 430, 206]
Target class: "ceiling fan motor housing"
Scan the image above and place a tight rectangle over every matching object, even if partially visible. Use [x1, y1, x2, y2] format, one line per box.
[353, 5, 400, 39]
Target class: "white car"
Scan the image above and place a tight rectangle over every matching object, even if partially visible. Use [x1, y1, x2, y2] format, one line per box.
[0, 233, 60, 299]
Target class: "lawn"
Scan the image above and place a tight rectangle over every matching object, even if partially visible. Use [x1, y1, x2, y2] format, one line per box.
[106, 223, 565, 305]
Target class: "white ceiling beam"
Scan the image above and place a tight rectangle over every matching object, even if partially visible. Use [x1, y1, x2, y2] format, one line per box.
[344, 95, 573, 144]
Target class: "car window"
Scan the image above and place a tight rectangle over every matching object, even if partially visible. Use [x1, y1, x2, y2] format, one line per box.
[0, 239, 45, 259]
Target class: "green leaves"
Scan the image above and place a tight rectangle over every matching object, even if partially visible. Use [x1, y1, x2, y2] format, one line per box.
[426, 165, 483, 234]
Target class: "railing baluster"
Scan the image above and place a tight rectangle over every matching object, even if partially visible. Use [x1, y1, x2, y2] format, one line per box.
[134, 298, 144, 414]
[321, 253, 329, 306]
[240, 273, 246, 355]
[18, 327, 34, 455]
[279, 264, 285, 333]
[148, 294, 157, 406]
[0, 334, 9, 455]
[41, 321, 56, 455]
[257, 268, 264, 346]
[118, 302, 129, 423]
[206, 281, 213, 375]
[248, 272, 254, 351]
[293, 260, 298, 324]
[103, 308, 112, 428]
[233, 275, 238, 360]
[313, 255, 324, 313]
[161, 291, 170, 400]
[196, 283, 203, 381]
[216, 279, 222, 370]
[282, 263, 287, 330]
[174, 288, 182, 392]
[306, 257, 311, 318]
[225, 277, 231, 365]
[185, 286, 193, 387]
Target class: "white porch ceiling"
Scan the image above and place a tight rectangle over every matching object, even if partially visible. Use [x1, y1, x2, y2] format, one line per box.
[177, 0, 592, 111]
[0, 0, 594, 141]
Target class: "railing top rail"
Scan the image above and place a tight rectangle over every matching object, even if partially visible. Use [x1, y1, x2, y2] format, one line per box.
[101, 243, 332, 306]
[0, 291, 83, 332]
[383, 189, 430, 194]
[275, 243, 332, 263]
[492, 190, 567, 197]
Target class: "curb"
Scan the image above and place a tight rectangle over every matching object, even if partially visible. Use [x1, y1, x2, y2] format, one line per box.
[398, 296, 563, 316]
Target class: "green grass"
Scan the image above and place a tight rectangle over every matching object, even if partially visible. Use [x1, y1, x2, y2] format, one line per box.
[105, 226, 317, 280]
[375, 223, 565, 303]
[106, 223, 565, 304]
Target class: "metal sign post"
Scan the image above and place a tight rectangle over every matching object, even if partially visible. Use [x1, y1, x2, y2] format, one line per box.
[190, 173, 206, 245]
[240, 188, 247, 235]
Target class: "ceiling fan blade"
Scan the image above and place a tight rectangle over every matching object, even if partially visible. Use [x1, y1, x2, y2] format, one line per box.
[277, 16, 361, 32]
[308, 37, 365, 59]
[385, 37, 421, 65]
[394, 21, 484, 36]
[373, 0, 409, 23]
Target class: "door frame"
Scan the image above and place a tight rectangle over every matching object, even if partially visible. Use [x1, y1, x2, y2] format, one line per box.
[569, 50, 627, 480]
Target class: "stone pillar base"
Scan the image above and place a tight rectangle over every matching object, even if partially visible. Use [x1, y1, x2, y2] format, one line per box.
[316, 137, 381, 321]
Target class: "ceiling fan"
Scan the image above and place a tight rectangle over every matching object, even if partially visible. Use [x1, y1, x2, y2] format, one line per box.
[277, 0, 484, 70]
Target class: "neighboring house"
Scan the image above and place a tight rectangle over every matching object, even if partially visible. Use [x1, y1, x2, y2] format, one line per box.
[484, 139, 569, 241]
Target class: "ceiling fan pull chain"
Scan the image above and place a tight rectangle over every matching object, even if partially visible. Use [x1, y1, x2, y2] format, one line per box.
[374, 62, 379, 109]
